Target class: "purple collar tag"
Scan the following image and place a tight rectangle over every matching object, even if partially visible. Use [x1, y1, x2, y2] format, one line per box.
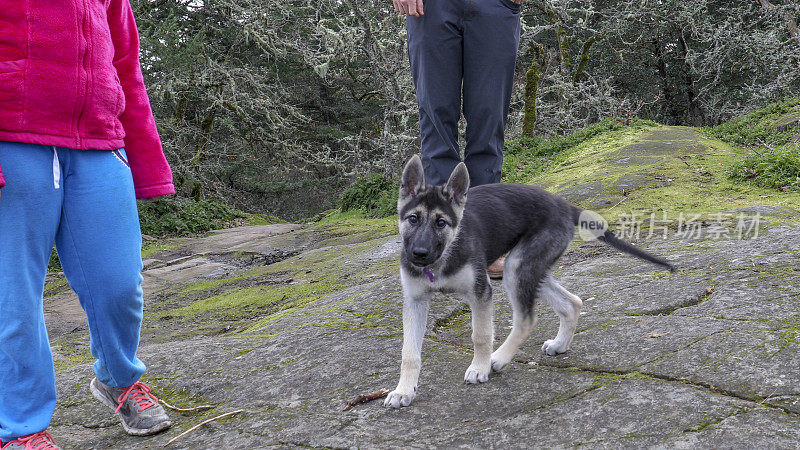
[422, 267, 436, 283]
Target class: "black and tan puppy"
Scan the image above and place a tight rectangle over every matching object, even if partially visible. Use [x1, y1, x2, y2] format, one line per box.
[385, 155, 674, 408]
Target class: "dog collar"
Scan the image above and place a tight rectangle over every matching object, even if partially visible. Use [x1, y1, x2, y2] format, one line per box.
[422, 267, 436, 282]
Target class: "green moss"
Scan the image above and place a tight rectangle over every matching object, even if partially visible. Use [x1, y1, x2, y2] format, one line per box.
[174, 274, 340, 321]
[297, 318, 380, 332]
[433, 305, 471, 331]
[52, 339, 93, 373]
[61, 344, 93, 365]
[44, 276, 70, 299]
[503, 118, 658, 185]
[149, 226, 399, 338]
[685, 407, 751, 434]
[312, 209, 398, 233]
[236, 348, 255, 357]
[594, 370, 653, 382]
[180, 272, 256, 294]
[520, 124, 800, 223]
[522, 42, 545, 137]
[707, 97, 800, 147]
[240, 214, 286, 226]
[353, 259, 399, 278]
[289, 210, 400, 251]
[138, 374, 217, 413]
[141, 239, 184, 259]
[768, 315, 800, 359]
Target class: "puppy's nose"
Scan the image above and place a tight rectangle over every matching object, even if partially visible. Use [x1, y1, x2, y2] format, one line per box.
[412, 248, 429, 259]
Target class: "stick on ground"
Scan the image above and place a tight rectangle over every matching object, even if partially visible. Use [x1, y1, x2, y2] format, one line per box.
[342, 388, 390, 411]
[165, 410, 245, 446]
[160, 399, 215, 412]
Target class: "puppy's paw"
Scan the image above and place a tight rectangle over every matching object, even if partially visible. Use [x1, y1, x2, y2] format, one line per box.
[464, 364, 491, 384]
[490, 351, 512, 372]
[541, 339, 569, 356]
[384, 388, 416, 408]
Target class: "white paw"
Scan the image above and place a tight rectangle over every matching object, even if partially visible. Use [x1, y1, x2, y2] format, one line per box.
[464, 364, 491, 384]
[384, 388, 416, 408]
[541, 339, 569, 356]
[490, 351, 512, 372]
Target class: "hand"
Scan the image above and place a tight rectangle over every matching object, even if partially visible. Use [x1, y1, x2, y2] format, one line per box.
[393, 0, 424, 17]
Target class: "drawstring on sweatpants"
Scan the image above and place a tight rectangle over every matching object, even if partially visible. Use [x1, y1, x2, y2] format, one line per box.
[52, 147, 60, 189]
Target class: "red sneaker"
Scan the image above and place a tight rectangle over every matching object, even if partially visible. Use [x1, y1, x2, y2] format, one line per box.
[1, 431, 59, 449]
[90, 378, 172, 436]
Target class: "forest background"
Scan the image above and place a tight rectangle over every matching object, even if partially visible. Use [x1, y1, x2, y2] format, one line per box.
[131, 0, 800, 221]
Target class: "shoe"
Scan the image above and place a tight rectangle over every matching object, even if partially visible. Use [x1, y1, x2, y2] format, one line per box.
[1, 430, 59, 449]
[488, 256, 505, 279]
[90, 378, 172, 436]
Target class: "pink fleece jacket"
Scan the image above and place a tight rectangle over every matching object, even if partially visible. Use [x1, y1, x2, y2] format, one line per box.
[0, 0, 174, 198]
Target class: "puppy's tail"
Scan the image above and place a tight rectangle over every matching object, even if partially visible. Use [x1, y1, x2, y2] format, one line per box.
[597, 229, 676, 272]
[573, 206, 675, 272]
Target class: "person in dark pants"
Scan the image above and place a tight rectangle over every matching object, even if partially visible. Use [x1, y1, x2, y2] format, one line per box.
[397, 0, 522, 276]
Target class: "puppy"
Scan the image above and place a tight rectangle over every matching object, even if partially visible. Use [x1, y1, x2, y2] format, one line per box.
[384, 155, 673, 408]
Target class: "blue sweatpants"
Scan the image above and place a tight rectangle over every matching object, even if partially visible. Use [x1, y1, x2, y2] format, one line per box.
[0, 142, 146, 441]
[407, 0, 521, 186]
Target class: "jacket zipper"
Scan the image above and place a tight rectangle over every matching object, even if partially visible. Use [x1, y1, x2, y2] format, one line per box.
[75, 0, 91, 148]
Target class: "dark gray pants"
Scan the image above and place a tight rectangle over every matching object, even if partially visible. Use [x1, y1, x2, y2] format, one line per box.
[407, 0, 521, 186]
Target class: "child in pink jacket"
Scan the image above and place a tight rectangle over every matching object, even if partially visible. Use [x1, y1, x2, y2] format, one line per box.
[0, 1, 174, 447]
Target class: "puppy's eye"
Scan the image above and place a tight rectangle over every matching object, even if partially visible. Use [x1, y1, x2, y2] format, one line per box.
[436, 218, 447, 228]
[408, 214, 419, 224]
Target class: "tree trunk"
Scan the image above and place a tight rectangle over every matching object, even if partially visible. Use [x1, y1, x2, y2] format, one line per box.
[533, 1, 571, 71]
[677, 31, 704, 125]
[573, 34, 599, 82]
[652, 37, 675, 124]
[522, 42, 545, 138]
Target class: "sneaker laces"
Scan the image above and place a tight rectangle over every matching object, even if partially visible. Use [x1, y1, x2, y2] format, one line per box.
[5, 431, 59, 449]
[115, 381, 159, 414]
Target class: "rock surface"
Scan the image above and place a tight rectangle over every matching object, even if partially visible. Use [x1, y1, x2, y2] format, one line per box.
[44, 223, 800, 449]
[42, 126, 800, 449]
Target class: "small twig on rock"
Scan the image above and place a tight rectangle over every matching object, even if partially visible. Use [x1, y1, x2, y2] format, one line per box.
[608, 196, 627, 210]
[160, 399, 215, 412]
[342, 389, 390, 411]
[165, 410, 245, 446]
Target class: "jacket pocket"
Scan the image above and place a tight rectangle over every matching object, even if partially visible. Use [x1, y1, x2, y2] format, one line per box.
[0, 59, 25, 73]
[499, 0, 521, 13]
[112, 149, 130, 168]
[0, 60, 24, 130]
[113, 73, 126, 116]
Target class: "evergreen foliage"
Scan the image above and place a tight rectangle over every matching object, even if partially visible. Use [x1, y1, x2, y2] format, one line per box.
[137, 199, 247, 236]
[728, 145, 800, 191]
[129, 0, 800, 218]
[339, 175, 398, 218]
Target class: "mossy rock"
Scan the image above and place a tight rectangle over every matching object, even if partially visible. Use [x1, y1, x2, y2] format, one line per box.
[527, 124, 800, 223]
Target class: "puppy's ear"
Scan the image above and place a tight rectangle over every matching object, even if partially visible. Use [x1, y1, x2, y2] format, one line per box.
[443, 162, 469, 206]
[400, 155, 425, 200]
